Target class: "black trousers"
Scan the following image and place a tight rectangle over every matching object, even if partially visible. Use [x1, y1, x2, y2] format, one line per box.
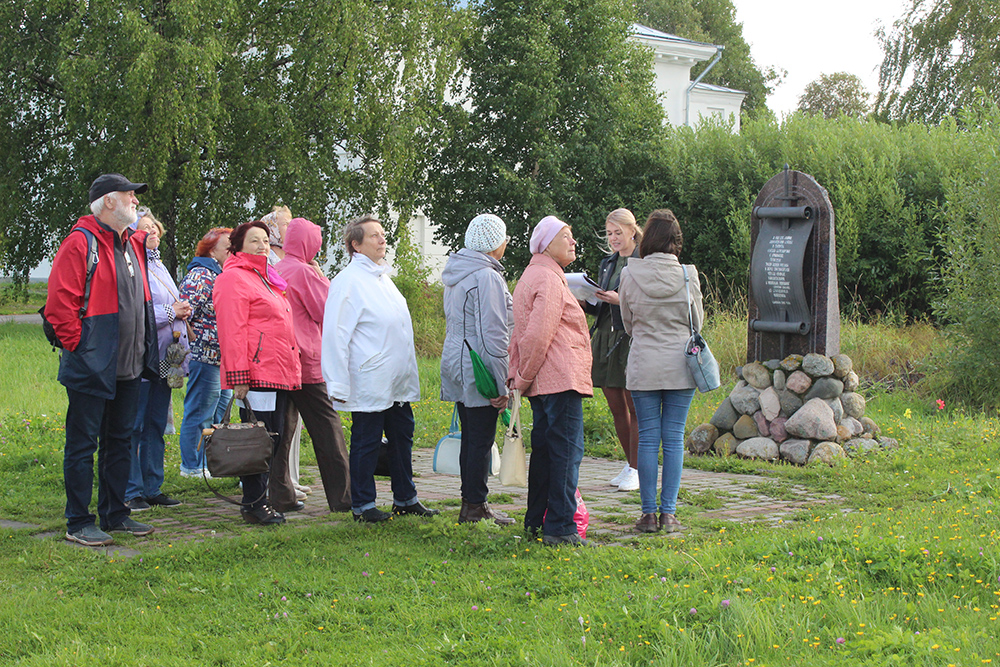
[239, 391, 287, 510]
[456, 402, 500, 504]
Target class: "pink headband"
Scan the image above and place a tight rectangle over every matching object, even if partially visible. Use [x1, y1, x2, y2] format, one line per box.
[529, 215, 568, 254]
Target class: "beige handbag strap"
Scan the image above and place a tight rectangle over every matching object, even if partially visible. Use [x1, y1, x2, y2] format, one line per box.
[506, 390, 521, 437]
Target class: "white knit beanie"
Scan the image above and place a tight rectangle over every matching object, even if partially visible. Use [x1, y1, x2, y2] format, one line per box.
[465, 214, 507, 253]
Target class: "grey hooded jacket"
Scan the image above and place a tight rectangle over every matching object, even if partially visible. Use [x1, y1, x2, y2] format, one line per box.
[440, 248, 513, 407]
[619, 253, 704, 391]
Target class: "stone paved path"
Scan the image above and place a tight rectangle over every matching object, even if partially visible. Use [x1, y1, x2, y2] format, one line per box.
[12, 450, 843, 554]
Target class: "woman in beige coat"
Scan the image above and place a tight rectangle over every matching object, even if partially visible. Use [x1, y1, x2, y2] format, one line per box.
[619, 210, 703, 534]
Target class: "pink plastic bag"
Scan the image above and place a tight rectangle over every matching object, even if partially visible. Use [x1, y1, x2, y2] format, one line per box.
[573, 489, 589, 539]
[546, 489, 589, 539]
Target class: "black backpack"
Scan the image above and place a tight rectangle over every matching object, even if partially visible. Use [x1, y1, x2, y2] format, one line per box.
[40, 228, 99, 349]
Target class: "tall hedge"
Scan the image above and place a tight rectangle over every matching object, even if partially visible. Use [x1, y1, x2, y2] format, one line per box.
[644, 113, 986, 318]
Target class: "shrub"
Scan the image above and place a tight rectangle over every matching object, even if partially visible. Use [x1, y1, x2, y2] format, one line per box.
[922, 102, 1000, 407]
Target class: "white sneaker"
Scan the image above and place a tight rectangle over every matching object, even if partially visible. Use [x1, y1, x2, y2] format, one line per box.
[617, 467, 640, 492]
[295, 489, 307, 501]
[179, 467, 211, 480]
[609, 463, 631, 486]
[294, 484, 311, 495]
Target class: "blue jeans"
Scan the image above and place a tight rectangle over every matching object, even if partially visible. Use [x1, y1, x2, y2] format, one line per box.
[179, 360, 232, 473]
[126, 378, 171, 501]
[63, 378, 141, 532]
[525, 391, 585, 537]
[632, 389, 695, 515]
[349, 403, 418, 512]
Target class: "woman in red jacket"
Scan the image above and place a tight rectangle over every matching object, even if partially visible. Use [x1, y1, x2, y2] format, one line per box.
[213, 220, 302, 525]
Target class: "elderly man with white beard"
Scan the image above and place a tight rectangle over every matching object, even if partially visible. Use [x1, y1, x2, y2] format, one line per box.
[45, 173, 161, 546]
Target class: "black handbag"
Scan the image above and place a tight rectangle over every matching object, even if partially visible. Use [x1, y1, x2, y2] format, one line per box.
[198, 396, 275, 505]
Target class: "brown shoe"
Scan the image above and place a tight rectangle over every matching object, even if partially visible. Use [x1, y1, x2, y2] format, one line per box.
[635, 513, 660, 533]
[458, 500, 474, 523]
[659, 513, 683, 533]
[459, 501, 515, 526]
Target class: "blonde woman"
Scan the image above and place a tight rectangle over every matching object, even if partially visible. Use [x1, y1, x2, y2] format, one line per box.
[586, 208, 642, 492]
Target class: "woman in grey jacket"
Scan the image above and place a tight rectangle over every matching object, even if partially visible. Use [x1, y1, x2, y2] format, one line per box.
[619, 210, 704, 534]
[440, 214, 515, 525]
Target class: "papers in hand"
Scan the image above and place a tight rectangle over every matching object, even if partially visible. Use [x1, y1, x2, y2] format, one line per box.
[565, 273, 601, 306]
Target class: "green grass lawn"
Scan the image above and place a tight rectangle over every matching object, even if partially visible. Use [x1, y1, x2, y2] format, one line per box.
[1, 321, 998, 666]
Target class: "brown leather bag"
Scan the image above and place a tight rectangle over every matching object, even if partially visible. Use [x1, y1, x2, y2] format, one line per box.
[200, 397, 273, 478]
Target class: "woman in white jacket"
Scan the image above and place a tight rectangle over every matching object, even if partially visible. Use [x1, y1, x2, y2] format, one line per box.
[322, 215, 440, 523]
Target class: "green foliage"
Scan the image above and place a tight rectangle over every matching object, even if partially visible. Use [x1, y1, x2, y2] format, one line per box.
[392, 226, 447, 358]
[0, 0, 467, 281]
[797, 72, 871, 119]
[876, 0, 1000, 123]
[424, 0, 668, 278]
[647, 111, 994, 318]
[633, 0, 781, 118]
[922, 102, 1000, 406]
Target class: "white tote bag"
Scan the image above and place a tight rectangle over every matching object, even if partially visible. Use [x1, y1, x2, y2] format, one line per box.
[498, 390, 528, 487]
[433, 405, 502, 476]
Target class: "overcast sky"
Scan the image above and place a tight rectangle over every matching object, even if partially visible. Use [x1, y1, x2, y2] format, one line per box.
[733, 0, 911, 117]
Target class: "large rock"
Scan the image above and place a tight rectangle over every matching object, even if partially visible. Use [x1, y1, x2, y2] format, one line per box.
[769, 417, 788, 443]
[836, 424, 852, 442]
[759, 387, 781, 421]
[785, 370, 813, 394]
[808, 441, 846, 465]
[841, 392, 867, 419]
[779, 438, 812, 465]
[780, 354, 803, 372]
[773, 369, 786, 391]
[736, 437, 779, 461]
[843, 370, 860, 392]
[841, 416, 864, 437]
[831, 354, 853, 378]
[733, 414, 760, 440]
[778, 390, 804, 418]
[843, 438, 878, 456]
[804, 377, 844, 401]
[753, 411, 770, 437]
[802, 353, 835, 377]
[713, 432, 738, 456]
[860, 416, 880, 435]
[709, 397, 740, 431]
[742, 361, 772, 389]
[763, 359, 782, 371]
[686, 423, 718, 455]
[730, 384, 762, 415]
[785, 398, 838, 441]
[824, 397, 844, 424]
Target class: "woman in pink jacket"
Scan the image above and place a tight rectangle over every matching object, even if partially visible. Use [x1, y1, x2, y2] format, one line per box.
[508, 216, 593, 546]
[214, 220, 302, 525]
[274, 218, 352, 513]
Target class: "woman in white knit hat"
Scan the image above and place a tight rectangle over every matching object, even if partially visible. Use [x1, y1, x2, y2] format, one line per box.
[439, 214, 515, 525]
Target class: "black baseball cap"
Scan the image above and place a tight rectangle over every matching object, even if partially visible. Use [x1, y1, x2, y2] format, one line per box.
[89, 173, 148, 203]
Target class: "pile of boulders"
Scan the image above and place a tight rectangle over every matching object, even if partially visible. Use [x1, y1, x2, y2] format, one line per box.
[685, 352, 897, 465]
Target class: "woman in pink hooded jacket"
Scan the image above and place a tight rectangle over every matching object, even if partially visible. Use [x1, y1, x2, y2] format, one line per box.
[274, 219, 352, 513]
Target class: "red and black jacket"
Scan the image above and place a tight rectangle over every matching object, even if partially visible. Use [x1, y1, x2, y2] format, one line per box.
[46, 215, 159, 399]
